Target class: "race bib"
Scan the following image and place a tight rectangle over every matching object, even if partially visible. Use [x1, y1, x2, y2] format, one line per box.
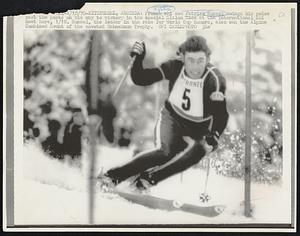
[168, 68, 205, 120]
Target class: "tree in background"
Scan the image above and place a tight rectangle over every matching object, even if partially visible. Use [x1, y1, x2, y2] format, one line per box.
[24, 30, 89, 143]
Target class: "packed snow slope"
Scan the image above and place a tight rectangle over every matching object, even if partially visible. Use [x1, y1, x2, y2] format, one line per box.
[14, 142, 291, 225]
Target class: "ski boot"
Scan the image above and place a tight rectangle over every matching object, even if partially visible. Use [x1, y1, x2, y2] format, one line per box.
[96, 173, 117, 193]
[131, 173, 156, 194]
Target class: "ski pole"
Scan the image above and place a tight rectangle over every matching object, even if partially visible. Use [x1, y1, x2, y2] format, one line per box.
[199, 156, 212, 203]
[112, 55, 136, 98]
[199, 139, 213, 202]
[203, 157, 211, 195]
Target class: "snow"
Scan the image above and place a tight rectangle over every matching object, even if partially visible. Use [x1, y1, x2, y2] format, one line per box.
[15, 142, 291, 226]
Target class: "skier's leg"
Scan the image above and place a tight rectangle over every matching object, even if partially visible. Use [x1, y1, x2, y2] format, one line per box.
[145, 138, 208, 185]
[105, 107, 186, 184]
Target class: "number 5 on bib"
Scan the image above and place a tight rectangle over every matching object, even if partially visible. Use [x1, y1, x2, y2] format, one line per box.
[182, 88, 191, 111]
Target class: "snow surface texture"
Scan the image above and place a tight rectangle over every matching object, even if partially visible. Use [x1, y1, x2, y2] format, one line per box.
[14, 142, 291, 225]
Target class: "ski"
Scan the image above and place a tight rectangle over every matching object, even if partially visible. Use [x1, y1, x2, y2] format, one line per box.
[100, 189, 225, 217]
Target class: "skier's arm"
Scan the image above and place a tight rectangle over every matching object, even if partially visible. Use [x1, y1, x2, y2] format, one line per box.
[205, 75, 229, 151]
[130, 42, 164, 86]
[131, 59, 164, 86]
[211, 75, 229, 136]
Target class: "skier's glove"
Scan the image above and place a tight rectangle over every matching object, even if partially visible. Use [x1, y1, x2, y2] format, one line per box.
[205, 131, 220, 151]
[130, 41, 146, 60]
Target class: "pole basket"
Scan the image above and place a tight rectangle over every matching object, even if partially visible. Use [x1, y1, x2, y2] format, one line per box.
[199, 193, 212, 203]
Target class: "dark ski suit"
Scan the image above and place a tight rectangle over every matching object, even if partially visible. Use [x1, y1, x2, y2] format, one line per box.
[106, 57, 229, 185]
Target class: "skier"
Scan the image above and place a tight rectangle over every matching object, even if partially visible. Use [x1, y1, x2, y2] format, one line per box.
[98, 35, 229, 192]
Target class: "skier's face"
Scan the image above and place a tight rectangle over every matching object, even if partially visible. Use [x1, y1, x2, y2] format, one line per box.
[183, 51, 208, 79]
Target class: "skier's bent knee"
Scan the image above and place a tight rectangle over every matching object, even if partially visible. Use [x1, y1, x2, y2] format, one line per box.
[159, 143, 173, 156]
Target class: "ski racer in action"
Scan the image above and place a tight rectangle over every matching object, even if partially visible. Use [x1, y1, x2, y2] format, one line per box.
[98, 35, 229, 192]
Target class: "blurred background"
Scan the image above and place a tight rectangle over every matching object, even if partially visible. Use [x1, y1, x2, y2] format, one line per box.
[23, 30, 282, 184]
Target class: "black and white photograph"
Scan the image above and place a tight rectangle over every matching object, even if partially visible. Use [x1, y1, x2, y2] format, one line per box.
[3, 3, 296, 232]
